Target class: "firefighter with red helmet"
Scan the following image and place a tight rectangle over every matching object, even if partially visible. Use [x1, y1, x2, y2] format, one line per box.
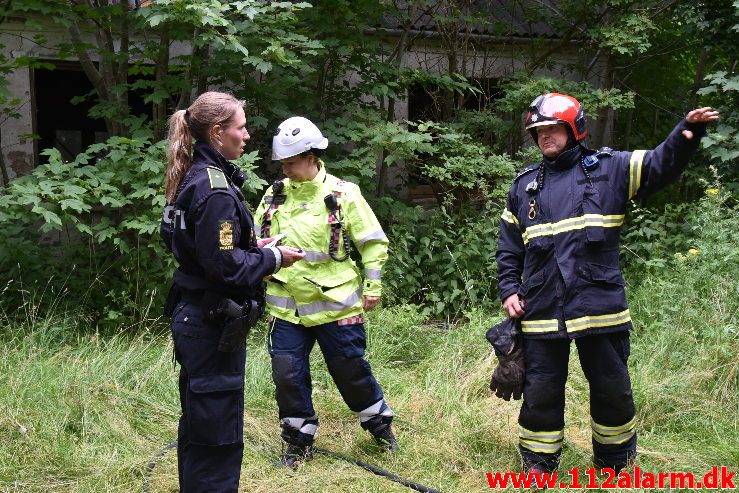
[494, 92, 718, 473]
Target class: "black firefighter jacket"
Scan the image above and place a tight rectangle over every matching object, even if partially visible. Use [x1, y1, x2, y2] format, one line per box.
[496, 119, 707, 339]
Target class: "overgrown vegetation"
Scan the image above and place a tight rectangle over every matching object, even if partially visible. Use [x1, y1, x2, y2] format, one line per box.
[2, 0, 736, 322]
[0, 193, 736, 492]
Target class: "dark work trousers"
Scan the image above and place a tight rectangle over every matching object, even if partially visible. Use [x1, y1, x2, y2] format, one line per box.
[268, 317, 384, 426]
[518, 332, 636, 471]
[171, 301, 246, 493]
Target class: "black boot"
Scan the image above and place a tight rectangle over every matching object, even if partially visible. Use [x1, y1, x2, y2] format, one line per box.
[275, 420, 315, 468]
[361, 415, 399, 451]
[275, 442, 313, 468]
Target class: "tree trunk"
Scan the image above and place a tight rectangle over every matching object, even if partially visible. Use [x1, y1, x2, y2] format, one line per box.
[0, 125, 9, 188]
[686, 47, 708, 112]
[376, 4, 413, 198]
[153, 26, 170, 141]
[594, 51, 613, 148]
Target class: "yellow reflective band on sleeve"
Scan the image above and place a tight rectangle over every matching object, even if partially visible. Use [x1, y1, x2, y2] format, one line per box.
[501, 209, 519, 226]
[521, 214, 624, 244]
[591, 416, 636, 445]
[565, 309, 631, 333]
[521, 319, 560, 333]
[518, 426, 564, 453]
[629, 150, 647, 199]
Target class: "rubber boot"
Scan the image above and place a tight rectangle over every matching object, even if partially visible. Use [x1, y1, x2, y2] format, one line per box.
[361, 415, 399, 451]
[275, 443, 313, 468]
[275, 420, 315, 468]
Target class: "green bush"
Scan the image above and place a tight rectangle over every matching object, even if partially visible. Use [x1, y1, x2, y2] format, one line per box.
[0, 134, 266, 325]
[383, 204, 502, 320]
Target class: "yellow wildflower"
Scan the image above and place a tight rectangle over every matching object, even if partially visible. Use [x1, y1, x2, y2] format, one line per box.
[705, 189, 719, 196]
[688, 248, 700, 255]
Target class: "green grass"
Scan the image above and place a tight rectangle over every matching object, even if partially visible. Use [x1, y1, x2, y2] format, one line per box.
[1, 196, 737, 492]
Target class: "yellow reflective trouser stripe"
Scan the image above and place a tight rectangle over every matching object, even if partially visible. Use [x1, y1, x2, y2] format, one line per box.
[519, 426, 564, 453]
[591, 417, 636, 445]
[522, 214, 624, 244]
[565, 309, 631, 333]
[629, 150, 647, 199]
[521, 319, 559, 333]
[501, 209, 519, 226]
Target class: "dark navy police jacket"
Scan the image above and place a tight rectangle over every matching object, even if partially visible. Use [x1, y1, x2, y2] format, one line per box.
[496, 119, 707, 339]
[161, 142, 279, 304]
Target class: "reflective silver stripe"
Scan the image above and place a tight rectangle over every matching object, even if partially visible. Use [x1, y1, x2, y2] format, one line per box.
[629, 150, 647, 199]
[501, 208, 519, 225]
[303, 250, 331, 262]
[355, 229, 388, 247]
[518, 426, 564, 442]
[254, 224, 262, 237]
[365, 269, 382, 280]
[356, 399, 393, 419]
[521, 319, 559, 333]
[297, 288, 363, 317]
[591, 416, 636, 436]
[283, 416, 318, 436]
[267, 246, 282, 273]
[522, 214, 624, 244]
[592, 429, 635, 445]
[266, 294, 297, 310]
[518, 426, 564, 453]
[519, 439, 563, 453]
[566, 309, 631, 333]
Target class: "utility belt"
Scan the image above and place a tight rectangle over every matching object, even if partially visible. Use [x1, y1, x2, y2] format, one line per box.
[164, 283, 263, 352]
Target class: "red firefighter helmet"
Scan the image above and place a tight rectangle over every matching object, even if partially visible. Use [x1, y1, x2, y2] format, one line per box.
[525, 93, 587, 142]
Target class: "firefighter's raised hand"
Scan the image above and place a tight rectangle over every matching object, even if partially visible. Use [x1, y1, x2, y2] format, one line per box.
[683, 107, 720, 139]
[502, 293, 525, 318]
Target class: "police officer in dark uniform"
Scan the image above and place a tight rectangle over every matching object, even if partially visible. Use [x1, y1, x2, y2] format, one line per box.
[495, 93, 718, 474]
[160, 91, 304, 492]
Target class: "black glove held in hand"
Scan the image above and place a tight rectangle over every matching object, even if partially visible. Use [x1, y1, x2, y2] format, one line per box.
[489, 347, 524, 401]
[486, 317, 524, 401]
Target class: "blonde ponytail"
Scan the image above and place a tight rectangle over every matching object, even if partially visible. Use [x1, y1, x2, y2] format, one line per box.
[164, 92, 245, 203]
[165, 109, 193, 203]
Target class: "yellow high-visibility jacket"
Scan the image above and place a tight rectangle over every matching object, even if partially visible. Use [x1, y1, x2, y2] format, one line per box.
[255, 163, 388, 326]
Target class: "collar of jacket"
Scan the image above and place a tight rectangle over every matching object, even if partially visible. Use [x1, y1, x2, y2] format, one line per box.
[542, 143, 583, 171]
[284, 160, 327, 196]
[193, 141, 246, 187]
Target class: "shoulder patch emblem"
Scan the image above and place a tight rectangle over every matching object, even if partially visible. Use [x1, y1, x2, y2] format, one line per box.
[596, 146, 614, 157]
[218, 220, 234, 250]
[207, 167, 229, 190]
[513, 164, 540, 182]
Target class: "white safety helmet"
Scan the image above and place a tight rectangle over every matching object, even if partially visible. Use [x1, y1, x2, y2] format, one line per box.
[271, 116, 329, 160]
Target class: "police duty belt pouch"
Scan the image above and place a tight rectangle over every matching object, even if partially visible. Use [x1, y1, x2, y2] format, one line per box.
[486, 317, 525, 401]
[217, 298, 262, 353]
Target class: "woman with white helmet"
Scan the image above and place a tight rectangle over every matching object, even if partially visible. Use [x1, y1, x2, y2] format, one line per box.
[255, 116, 397, 467]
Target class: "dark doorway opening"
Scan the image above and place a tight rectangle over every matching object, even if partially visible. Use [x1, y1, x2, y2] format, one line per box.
[34, 62, 153, 164]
